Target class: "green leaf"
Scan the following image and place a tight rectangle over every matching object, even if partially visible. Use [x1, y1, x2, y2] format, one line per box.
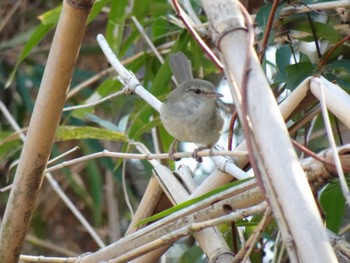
[285, 62, 315, 90]
[106, 0, 128, 53]
[274, 44, 292, 84]
[326, 59, 350, 73]
[276, 45, 292, 76]
[38, 5, 62, 25]
[6, 23, 55, 88]
[0, 131, 22, 161]
[0, 28, 36, 51]
[85, 113, 120, 131]
[133, 117, 161, 139]
[150, 30, 192, 96]
[55, 126, 128, 142]
[180, 245, 206, 263]
[86, 159, 103, 225]
[136, 178, 253, 226]
[288, 21, 342, 44]
[255, 2, 285, 44]
[319, 181, 346, 233]
[88, 0, 111, 24]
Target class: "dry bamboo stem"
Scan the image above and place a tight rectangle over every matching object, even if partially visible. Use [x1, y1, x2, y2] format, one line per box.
[201, 0, 337, 262]
[78, 178, 263, 263]
[0, 1, 93, 262]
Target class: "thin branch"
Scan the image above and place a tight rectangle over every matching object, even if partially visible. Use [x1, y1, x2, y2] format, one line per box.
[228, 111, 238, 151]
[0, 0, 22, 33]
[98, 202, 267, 263]
[306, 13, 322, 59]
[239, 2, 263, 193]
[25, 234, 77, 257]
[122, 144, 135, 217]
[66, 67, 114, 100]
[19, 255, 77, 263]
[131, 16, 164, 64]
[66, 41, 176, 100]
[130, 16, 177, 85]
[171, 0, 224, 70]
[45, 149, 249, 173]
[318, 33, 350, 69]
[182, 0, 206, 34]
[234, 208, 273, 262]
[318, 78, 350, 207]
[0, 100, 26, 142]
[97, 34, 162, 112]
[63, 90, 124, 111]
[280, 0, 350, 17]
[258, 0, 280, 62]
[0, 101, 105, 248]
[47, 146, 80, 165]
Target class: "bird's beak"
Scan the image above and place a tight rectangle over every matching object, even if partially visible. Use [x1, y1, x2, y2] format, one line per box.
[206, 91, 224, 98]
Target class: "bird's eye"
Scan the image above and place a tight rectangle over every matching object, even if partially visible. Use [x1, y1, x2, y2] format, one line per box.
[192, 88, 201, 94]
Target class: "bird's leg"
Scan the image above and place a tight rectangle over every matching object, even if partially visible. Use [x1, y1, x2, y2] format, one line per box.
[169, 139, 181, 161]
[192, 146, 210, 163]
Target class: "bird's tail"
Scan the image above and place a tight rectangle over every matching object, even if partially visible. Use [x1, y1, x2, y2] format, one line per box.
[169, 52, 193, 85]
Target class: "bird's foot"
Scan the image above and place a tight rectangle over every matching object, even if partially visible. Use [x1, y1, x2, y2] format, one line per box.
[169, 139, 181, 161]
[192, 146, 210, 163]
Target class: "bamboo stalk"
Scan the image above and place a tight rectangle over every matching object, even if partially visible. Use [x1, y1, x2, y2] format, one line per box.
[0, 1, 93, 262]
[201, 0, 337, 262]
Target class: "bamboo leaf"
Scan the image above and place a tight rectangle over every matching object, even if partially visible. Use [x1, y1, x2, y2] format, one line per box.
[55, 126, 128, 142]
[136, 178, 252, 226]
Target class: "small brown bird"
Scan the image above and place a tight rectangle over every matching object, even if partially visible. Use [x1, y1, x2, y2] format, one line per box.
[160, 52, 224, 161]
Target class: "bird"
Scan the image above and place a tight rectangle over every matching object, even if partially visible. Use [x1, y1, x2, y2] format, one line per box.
[160, 51, 224, 162]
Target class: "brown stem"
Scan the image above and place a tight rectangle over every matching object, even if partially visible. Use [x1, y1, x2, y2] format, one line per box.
[318, 33, 350, 69]
[306, 13, 322, 58]
[228, 111, 238, 151]
[238, 2, 265, 195]
[258, 0, 280, 63]
[171, 0, 224, 70]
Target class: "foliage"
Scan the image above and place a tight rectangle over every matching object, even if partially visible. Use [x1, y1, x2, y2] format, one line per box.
[0, 0, 349, 261]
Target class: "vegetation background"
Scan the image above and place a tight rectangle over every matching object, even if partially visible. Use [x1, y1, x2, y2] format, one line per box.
[1, 0, 350, 262]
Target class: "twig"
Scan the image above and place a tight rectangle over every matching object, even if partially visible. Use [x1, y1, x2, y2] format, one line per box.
[131, 16, 164, 64]
[280, 0, 350, 17]
[108, 202, 267, 263]
[0, 0, 22, 33]
[131, 16, 177, 85]
[47, 146, 80, 165]
[97, 34, 162, 112]
[182, 0, 206, 34]
[106, 170, 121, 242]
[234, 208, 272, 262]
[0, 100, 105, 248]
[122, 144, 135, 217]
[66, 67, 114, 100]
[334, 115, 344, 145]
[63, 90, 124, 111]
[45, 149, 249, 173]
[258, 0, 281, 62]
[25, 234, 78, 257]
[306, 13, 322, 59]
[318, 33, 350, 69]
[19, 255, 78, 263]
[0, 100, 26, 142]
[66, 40, 176, 100]
[318, 78, 350, 207]
[238, 2, 263, 192]
[171, 0, 224, 70]
[0, 185, 12, 193]
[228, 111, 238, 151]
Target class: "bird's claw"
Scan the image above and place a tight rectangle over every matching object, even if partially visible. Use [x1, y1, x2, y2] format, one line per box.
[192, 146, 210, 163]
[169, 139, 181, 161]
